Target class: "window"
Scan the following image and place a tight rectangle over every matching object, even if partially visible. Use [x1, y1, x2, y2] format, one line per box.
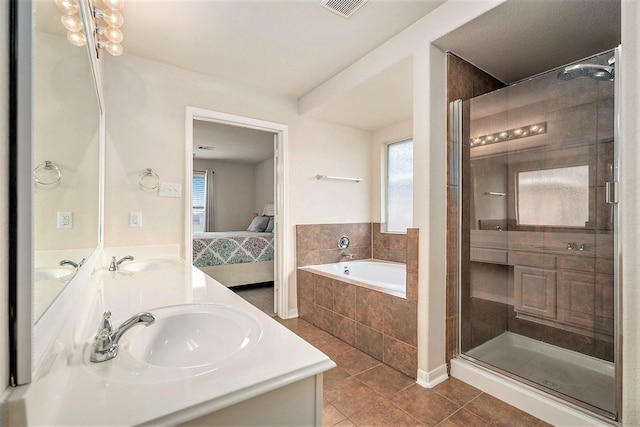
[517, 165, 589, 227]
[192, 171, 206, 232]
[386, 139, 413, 233]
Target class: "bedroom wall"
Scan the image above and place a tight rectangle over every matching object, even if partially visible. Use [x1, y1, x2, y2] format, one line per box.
[254, 157, 274, 214]
[193, 159, 257, 232]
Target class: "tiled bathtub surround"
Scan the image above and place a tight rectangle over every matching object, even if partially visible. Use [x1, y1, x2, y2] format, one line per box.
[296, 223, 419, 378]
[297, 269, 417, 378]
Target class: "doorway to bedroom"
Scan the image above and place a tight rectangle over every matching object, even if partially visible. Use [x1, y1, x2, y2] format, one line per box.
[185, 107, 289, 318]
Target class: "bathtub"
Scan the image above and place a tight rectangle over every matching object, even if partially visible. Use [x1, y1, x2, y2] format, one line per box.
[301, 259, 406, 298]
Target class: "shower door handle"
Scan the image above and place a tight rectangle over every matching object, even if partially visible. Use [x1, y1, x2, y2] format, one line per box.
[605, 181, 619, 204]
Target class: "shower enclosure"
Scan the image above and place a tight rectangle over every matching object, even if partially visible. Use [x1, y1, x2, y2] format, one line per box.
[451, 49, 619, 419]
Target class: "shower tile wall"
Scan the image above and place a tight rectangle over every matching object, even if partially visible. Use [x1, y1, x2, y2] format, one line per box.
[446, 54, 505, 367]
[448, 53, 616, 365]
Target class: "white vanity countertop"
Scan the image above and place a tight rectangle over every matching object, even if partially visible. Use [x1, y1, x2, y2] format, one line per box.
[18, 258, 335, 426]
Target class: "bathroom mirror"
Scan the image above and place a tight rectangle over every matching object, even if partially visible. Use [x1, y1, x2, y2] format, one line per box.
[32, 0, 101, 321]
[9, 0, 104, 385]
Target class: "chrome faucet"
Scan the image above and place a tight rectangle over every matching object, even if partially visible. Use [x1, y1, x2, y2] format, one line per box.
[90, 310, 155, 363]
[341, 251, 354, 260]
[109, 255, 134, 271]
[60, 258, 86, 269]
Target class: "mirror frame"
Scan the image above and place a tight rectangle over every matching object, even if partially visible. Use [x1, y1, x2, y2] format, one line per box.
[9, 0, 104, 385]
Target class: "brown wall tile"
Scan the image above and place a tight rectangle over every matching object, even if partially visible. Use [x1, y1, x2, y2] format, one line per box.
[334, 281, 357, 319]
[406, 273, 418, 303]
[356, 323, 384, 361]
[296, 223, 372, 267]
[446, 53, 505, 366]
[355, 288, 385, 330]
[384, 297, 417, 346]
[384, 336, 418, 379]
[406, 228, 419, 274]
[334, 313, 357, 346]
[315, 275, 334, 310]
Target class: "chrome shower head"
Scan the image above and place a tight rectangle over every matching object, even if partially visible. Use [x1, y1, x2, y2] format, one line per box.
[557, 63, 614, 81]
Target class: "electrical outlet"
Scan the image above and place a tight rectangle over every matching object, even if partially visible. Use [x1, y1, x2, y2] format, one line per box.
[57, 212, 72, 229]
[129, 212, 142, 228]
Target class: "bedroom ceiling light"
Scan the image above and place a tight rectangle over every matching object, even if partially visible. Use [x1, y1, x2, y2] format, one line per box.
[470, 121, 547, 148]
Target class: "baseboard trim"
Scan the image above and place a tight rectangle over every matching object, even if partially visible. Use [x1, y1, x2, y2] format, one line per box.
[416, 364, 448, 388]
[286, 308, 298, 319]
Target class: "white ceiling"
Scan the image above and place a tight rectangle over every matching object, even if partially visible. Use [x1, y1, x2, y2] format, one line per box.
[433, 0, 620, 85]
[117, 0, 619, 132]
[122, 0, 445, 98]
[193, 120, 275, 163]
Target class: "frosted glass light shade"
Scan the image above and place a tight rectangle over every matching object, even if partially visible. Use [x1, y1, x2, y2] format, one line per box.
[104, 27, 123, 43]
[61, 14, 82, 32]
[67, 31, 86, 47]
[102, 9, 124, 27]
[105, 41, 123, 56]
[103, 0, 124, 10]
[55, 0, 78, 14]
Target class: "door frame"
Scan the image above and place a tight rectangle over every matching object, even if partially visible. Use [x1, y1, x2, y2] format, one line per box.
[185, 106, 289, 318]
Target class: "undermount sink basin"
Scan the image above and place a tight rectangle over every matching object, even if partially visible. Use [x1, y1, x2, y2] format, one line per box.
[118, 258, 182, 273]
[34, 266, 76, 282]
[84, 304, 263, 383]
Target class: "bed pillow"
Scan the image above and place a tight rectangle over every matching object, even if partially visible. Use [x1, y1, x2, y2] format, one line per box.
[265, 216, 275, 233]
[247, 215, 270, 232]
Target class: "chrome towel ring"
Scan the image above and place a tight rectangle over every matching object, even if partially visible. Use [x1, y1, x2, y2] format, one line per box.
[139, 168, 160, 190]
[34, 160, 62, 186]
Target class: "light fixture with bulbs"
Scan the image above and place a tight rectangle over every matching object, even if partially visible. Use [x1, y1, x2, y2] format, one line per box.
[93, 0, 125, 56]
[470, 122, 547, 148]
[55, 0, 124, 57]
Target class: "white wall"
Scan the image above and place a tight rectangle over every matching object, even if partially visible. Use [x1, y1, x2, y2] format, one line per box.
[620, 1, 640, 423]
[1, 0, 10, 391]
[254, 157, 274, 215]
[193, 159, 256, 232]
[102, 53, 371, 312]
[33, 32, 100, 251]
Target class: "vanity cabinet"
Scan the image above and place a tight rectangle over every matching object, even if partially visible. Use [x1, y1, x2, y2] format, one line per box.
[469, 231, 614, 340]
[512, 250, 613, 339]
[514, 265, 558, 321]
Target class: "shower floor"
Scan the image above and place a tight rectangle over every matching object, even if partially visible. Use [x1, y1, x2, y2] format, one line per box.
[465, 332, 615, 415]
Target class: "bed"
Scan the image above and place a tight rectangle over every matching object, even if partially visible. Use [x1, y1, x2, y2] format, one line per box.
[193, 212, 275, 287]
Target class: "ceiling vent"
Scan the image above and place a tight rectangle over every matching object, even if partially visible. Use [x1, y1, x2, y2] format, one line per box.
[320, 0, 369, 18]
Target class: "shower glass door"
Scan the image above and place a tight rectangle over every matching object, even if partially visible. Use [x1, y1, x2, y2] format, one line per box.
[457, 49, 618, 418]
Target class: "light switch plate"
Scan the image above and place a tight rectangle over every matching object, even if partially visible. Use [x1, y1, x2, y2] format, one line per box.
[159, 182, 182, 198]
[57, 211, 72, 229]
[129, 211, 142, 228]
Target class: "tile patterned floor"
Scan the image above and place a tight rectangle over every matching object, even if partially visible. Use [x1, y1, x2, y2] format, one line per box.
[277, 318, 553, 427]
